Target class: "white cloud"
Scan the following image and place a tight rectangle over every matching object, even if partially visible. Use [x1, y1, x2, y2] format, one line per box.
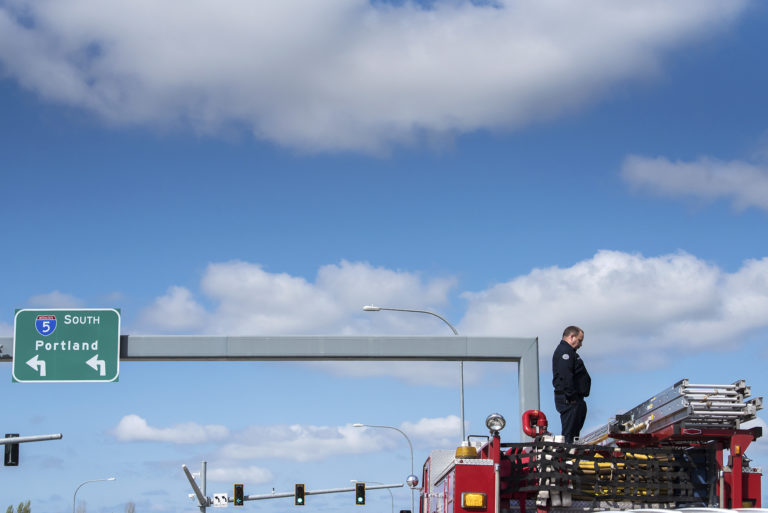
[111, 414, 229, 443]
[402, 415, 462, 447]
[137, 260, 455, 335]
[219, 423, 380, 462]
[461, 250, 768, 368]
[134, 253, 768, 371]
[26, 290, 85, 308]
[109, 415, 462, 464]
[199, 261, 339, 335]
[0, 0, 747, 152]
[218, 417, 460, 463]
[138, 286, 209, 333]
[206, 465, 273, 484]
[622, 154, 768, 211]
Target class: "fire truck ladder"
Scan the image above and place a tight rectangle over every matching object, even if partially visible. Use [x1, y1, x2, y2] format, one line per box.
[578, 379, 763, 445]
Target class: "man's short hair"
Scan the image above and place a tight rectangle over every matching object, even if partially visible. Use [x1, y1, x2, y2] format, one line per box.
[563, 326, 583, 338]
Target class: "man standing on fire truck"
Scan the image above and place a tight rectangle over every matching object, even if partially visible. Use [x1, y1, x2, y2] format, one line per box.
[552, 326, 591, 443]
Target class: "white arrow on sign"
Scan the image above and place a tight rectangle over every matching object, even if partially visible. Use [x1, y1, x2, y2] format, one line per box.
[86, 354, 106, 376]
[26, 354, 47, 377]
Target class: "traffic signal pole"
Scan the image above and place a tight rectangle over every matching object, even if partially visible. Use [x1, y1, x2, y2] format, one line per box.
[241, 483, 402, 503]
[181, 467, 403, 508]
[1, 433, 62, 466]
[182, 463, 209, 512]
[201, 461, 207, 513]
[0, 433, 62, 445]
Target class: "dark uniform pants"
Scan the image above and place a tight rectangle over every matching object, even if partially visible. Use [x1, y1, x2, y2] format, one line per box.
[555, 394, 587, 443]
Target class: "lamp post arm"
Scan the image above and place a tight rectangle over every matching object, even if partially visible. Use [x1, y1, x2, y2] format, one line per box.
[73, 478, 115, 513]
[376, 308, 459, 335]
[365, 424, 414, 475]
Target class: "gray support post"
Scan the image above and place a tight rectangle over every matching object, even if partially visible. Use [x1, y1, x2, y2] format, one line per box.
[201, 461, 207, 513]
[182, 464, 208, 508]
[518, 337, 541, 435]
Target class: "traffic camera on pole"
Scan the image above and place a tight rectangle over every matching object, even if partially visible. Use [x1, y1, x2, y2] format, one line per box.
[295, 483, 305, 506]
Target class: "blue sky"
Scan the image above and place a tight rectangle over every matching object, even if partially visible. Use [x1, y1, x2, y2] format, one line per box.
[1, 0, 768, 511]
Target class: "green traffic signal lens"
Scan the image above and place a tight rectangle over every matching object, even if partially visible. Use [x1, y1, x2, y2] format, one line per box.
[234, 483, 245, 506]
[354, 482, 365, 505]
[295, 483, 306, 506]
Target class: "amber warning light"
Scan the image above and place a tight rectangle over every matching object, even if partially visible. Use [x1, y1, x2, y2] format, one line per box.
[461, 492, 487, 509]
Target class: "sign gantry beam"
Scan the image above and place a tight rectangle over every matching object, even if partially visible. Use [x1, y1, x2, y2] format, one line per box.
[0, 335, 540, 440]
[117, 335, 535, 360]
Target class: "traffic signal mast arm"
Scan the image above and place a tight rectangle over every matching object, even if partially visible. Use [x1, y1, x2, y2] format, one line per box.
[181, 464, 402, 506]
[238, 483, 402, 502]
[2, 433, 62, 466]
[0, 433, 62, 445]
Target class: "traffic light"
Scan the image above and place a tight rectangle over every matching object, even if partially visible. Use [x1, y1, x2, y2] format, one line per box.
[233, 483, 244, 506]
[294, 483, 305, 506]
[4, 434, 19, 467]
[355, 482, 365, 505]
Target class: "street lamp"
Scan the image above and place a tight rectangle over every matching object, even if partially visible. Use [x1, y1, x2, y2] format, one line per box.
[73, 477, 116, 513]
[362, 305, 465, 441]
[351, 480, 394, 513]
[353, 423, 417, 513]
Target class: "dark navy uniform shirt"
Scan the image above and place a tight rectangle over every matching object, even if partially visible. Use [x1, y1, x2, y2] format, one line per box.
[552, 340, 591, 401]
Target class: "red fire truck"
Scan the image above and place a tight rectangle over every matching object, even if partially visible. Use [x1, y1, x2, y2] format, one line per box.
[420, 379, 763, 513]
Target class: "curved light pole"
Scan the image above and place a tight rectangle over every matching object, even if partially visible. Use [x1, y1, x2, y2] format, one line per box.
[353, 423, 416, 513]
[73, 477, 116, 513]
[362, 305, 465, 441]
[351, 480, 394, 513]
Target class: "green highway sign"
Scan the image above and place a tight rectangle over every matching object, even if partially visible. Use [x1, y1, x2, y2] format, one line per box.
[12, 308, 120, 383]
